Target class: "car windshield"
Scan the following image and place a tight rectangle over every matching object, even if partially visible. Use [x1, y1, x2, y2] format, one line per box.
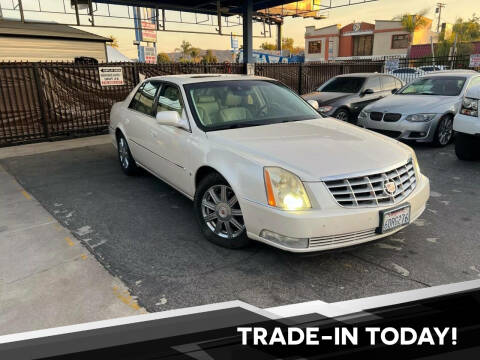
[397, 76, 466, 96]
[317, 77, 365, 93]
[184, 80, 321, 131]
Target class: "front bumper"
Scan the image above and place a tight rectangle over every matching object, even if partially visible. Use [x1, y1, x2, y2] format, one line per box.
[453, 113, 480, 136]
[240, 174, 430, 253]
[360, 114, 440, 142]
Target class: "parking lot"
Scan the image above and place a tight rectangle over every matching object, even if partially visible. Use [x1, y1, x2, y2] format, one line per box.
[1, 139, 479, 313]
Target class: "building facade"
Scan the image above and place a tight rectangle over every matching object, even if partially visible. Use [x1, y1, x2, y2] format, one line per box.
[305, 18, 433, 61]
[0, 20, 110, 62]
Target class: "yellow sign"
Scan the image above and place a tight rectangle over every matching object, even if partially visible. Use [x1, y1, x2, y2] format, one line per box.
[259, 0, 323, 18]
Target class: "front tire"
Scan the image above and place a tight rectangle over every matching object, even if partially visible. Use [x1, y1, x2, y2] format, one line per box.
[432, 115, 454, 147]
[117, 134, 138, 175]
[194, 173, 250, 249]
[455, 133, 479, 161]
[333, 108, 351, 123]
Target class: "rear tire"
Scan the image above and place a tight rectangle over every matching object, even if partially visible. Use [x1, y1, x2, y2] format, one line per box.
[194, 173, 250, 249]
[455, 133, 479, 161]
[117, 134, 138, 175]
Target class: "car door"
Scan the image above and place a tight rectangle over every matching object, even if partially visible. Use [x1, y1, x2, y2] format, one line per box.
[353, 76, 384, 110]
[145, 82, 192, 194]
[124, 81, 162, 168]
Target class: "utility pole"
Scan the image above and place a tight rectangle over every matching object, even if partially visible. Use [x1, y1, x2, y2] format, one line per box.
[435, 3, 446, 33]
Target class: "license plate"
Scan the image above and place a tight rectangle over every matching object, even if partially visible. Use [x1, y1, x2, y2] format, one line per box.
[378, 204, 411, 234]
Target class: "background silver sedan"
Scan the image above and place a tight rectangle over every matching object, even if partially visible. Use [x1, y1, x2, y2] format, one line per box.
[358, 71, 480, 146]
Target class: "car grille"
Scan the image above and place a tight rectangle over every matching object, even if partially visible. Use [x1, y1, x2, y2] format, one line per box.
[383, 113, 402, 122]
[367, 128, 402, 138]
[370, 112, 383, 121]
[309, 229, 377, 248]
[369, 112, 402, 122]
[324, 159, 417, 208]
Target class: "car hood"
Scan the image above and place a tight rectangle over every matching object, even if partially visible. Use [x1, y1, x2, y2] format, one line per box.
[302, 91, 351, 105]
[206, 119, 411, 182]
[365, 94, 459, 113]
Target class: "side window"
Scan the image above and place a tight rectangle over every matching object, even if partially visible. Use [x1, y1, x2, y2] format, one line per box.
[364, 76, 382, 92]
[381, 76, 397, 90]
[467, 77, 480, 90]
[395, 79, 403, 89]
[157, 84, 184, 116]
[129, 81, 161, 116]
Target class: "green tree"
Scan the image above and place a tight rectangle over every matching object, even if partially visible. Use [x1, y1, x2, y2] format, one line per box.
[190, 47, 201, 63]
[394, 9, 429, 56]
[157, 52, 171, 63]
[437, 15, 480, 56]
[260, 42, 277, 50]
[260, 38, 303, 54]
[202, 49, 218, 63]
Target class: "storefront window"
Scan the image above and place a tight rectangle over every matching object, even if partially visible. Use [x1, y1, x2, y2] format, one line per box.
[308, 40, 323, 54]
[391, 34, 409, 49]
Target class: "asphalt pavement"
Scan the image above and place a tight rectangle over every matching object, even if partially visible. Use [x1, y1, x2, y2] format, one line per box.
[1, 141, 479, 313]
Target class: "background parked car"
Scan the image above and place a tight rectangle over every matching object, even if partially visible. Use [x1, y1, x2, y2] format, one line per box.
[418, 65, 448, 73]
[454, 84, 480, 160]
[358, 71, 480, 146]
[388, 67, 426, 84]
[302, 73, 403, 123]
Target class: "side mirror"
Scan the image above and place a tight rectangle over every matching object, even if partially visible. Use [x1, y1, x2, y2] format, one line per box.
[391, 88, 399, 94]
[307, 99, 319, 110]
[155, 111, 183, 128]
[362, 88, 374, 96]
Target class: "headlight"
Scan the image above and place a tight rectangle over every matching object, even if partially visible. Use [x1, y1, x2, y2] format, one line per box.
[406, 113, 437, 122]
[358, 110, 368, 119]
[318, 105, 333, 113]
[264, 167, 311, 210]
[460, 97, 479, 117]
[411, 151, 421, 175]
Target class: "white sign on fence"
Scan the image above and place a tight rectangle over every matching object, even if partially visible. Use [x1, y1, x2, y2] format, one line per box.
[98, 67, 124, 86]
[385, 58, 400, 72]
[469, 54, 480, 68]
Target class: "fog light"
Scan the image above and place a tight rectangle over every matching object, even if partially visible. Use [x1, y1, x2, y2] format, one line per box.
[260, 230, 309, 249]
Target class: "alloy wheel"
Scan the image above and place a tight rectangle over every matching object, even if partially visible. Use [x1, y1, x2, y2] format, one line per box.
[438, 117, 453, 146]
[118, 138, 129, 169]
[335, 111, 349, 121]
[201, 184, 245, 239]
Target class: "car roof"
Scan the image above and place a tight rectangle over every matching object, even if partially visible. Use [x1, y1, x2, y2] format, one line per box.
[336, 72, 385, 77]
[144, 74, 272, 85]
[421, 70, 478, 78]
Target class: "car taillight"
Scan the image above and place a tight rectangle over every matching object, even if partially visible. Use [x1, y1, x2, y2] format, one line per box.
[460, 97, 479, 117]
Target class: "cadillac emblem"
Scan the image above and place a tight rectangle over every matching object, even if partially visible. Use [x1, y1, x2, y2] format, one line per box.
[384, 181, 397, 195]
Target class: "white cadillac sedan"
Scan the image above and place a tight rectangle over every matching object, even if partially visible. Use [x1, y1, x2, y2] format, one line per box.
[109, 74, 430, 252]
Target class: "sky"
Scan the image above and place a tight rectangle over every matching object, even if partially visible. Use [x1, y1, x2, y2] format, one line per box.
[1, 0, 477, 58]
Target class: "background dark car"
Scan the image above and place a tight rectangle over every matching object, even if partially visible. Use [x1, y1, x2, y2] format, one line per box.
[302, 73, 404, 123]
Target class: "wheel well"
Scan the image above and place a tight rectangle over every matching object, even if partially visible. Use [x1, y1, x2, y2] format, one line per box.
[115, 128, 124, 141]
[195, 166, 222, 188]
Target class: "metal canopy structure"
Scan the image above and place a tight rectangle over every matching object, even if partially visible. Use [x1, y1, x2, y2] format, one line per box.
[0, 0, 379, 65]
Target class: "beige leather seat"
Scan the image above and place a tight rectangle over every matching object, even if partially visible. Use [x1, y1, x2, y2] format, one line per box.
[219, 93, 252, 122]
[196, 96, 220, 125]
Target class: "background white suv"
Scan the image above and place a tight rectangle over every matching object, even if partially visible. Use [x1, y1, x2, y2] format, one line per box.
[454, 84, 480, 160]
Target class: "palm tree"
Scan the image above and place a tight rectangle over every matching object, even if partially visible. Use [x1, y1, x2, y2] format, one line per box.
[108, 35, 119, 48]
[394, 9, 429, 57]
[175, 40, 193, 61]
